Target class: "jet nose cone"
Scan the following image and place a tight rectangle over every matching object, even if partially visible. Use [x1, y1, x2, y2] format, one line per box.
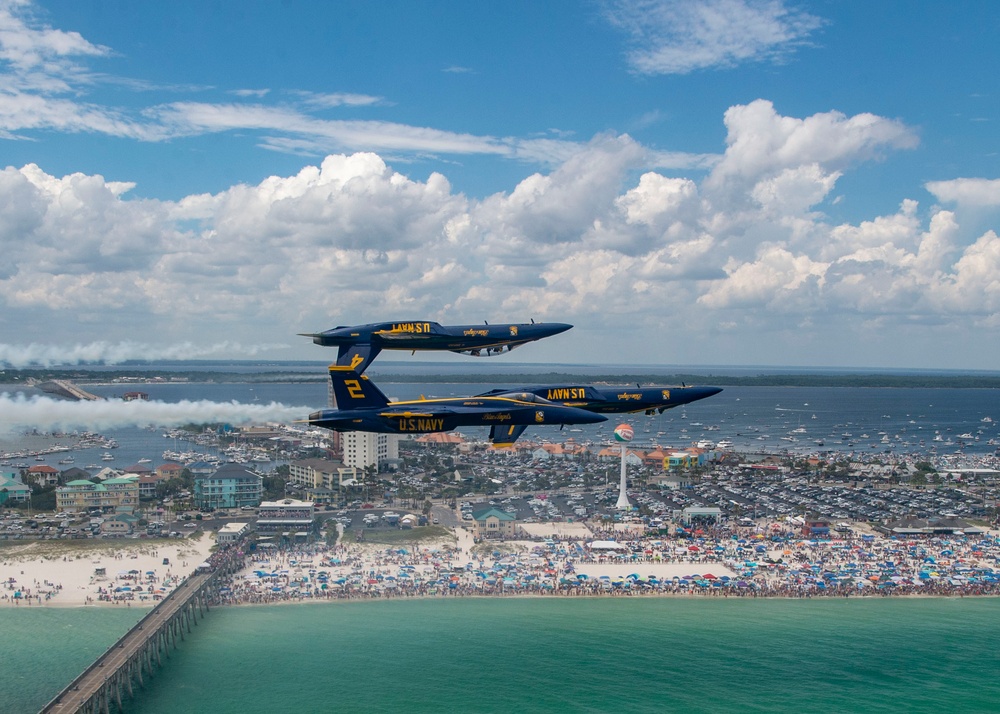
[547, 323, 573, 335]
[578, 410, 608, 424]
[686, 386, 722, 403]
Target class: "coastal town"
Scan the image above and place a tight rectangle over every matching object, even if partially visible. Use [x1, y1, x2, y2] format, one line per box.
[3, 414, 1000, 605]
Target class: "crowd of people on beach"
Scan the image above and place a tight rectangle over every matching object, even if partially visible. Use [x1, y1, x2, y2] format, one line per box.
[2, 574, 63, 605]
[214, 523, 1000, 604]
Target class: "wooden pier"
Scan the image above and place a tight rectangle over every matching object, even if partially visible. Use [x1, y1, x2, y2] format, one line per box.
[39, 553, 243, 714]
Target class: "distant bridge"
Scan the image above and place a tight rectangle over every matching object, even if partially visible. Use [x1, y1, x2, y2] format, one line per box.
[37, 380, 101, 401]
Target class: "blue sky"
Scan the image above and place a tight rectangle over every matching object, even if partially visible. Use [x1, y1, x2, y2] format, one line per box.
[1, 0, 999, 371]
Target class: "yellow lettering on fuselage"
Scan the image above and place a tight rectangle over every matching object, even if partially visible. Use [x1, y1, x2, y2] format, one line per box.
[397, 417, 446, 431]
[462, 329, 489, 337]
[617, 392, 642, 401]
[482, 412, 512, 422]
[390, 322, 431, 334]
[545, 388, 586, 401]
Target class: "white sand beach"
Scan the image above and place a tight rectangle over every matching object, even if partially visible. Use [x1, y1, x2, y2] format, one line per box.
[1, 533, 216, 607]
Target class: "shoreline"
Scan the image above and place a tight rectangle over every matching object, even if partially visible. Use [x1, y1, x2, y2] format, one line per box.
[0, 535, 215, 608]
[7, 520, 1000, 608]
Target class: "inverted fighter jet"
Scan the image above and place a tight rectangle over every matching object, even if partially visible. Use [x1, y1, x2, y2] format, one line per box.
[300, 320, 572, 373]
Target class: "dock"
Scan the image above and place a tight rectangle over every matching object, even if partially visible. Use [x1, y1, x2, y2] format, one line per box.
[39, 549, 245, 714]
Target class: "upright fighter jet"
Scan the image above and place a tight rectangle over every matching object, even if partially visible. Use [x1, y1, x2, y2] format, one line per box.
[300, 320, 572, 373]
[305, 365, 606, 445]
[476, 383, 723, 447]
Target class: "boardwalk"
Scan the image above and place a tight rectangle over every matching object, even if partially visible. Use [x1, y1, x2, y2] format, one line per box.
[40, 571, 217, 714]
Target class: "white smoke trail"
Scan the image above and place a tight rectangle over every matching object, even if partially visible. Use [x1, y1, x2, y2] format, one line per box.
[0, 341, 290, 368]
[0, 394, 314, 434]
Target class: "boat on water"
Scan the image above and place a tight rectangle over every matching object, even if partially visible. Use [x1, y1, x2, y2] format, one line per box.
[101, 452, 114, 461]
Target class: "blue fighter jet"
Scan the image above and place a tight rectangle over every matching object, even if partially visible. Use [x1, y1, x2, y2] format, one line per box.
[306, 366, 606, 446]
[300, 320, 572, 373]
[477, 383, 722, 446]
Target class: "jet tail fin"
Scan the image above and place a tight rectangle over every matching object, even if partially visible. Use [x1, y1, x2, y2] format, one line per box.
[328, 366, 390, 410]
[490, 424, 528, 448]
[336, 343, 381, 373]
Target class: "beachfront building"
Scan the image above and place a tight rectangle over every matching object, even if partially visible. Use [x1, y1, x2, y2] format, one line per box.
[288, 458, 360, 491]
[217, 521, 252, 544]
[193, 463, 262, 510]
[471, 507, 517, 540]
[885, 515, 987, 536]
[56, 477, 139, 513]
[0, 473, 31, 504]
[342, 432, 399, 473]
[100, 513, 140, 536]
[256, 498, 314, 534]
[677, 506, 723, 525]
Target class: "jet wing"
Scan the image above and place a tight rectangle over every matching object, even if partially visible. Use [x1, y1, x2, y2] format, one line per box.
[490, 424, 529, 447]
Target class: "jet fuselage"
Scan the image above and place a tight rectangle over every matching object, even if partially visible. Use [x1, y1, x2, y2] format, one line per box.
[300, 320, 572, 373]
[477, 384, 723, 415]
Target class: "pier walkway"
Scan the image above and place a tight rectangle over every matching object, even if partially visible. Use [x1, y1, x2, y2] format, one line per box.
[39, 547, 246, 714]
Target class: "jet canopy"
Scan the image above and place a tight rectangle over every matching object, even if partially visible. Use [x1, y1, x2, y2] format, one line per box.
[497, 392, 555, 404]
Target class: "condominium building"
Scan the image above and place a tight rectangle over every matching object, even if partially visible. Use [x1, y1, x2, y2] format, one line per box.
[287, 458, 360, 490]
[55, 476, 139, 513]
[193, 463, 262, 510]
[342, 431, 399, 472]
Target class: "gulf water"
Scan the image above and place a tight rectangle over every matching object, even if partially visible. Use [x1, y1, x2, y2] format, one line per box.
[6, 598, 1000, 713]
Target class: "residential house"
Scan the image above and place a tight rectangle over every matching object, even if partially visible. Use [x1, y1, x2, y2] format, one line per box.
[25, 464, 60, 487]
[0, 473, 31, 504]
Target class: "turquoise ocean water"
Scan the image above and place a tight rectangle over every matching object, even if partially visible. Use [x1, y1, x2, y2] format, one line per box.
[6, 598, 1000, 714]
[0, 608, 144, 713]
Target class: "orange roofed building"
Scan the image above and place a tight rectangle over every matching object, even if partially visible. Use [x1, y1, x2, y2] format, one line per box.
[415, 433, 465, 446]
